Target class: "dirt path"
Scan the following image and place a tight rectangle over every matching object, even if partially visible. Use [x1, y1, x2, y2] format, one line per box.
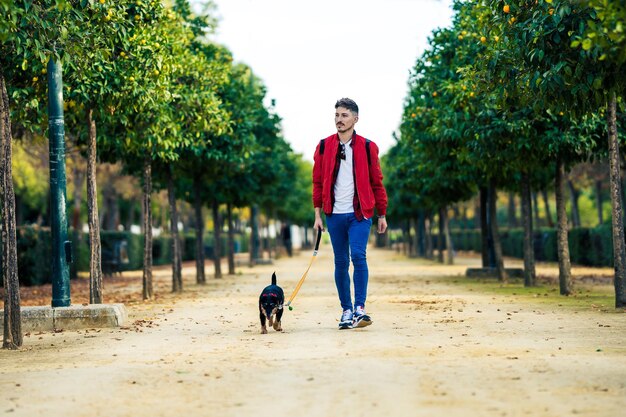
[1, 246, 625, 417]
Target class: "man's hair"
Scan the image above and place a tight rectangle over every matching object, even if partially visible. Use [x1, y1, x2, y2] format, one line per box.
[335, 98, 359, 115]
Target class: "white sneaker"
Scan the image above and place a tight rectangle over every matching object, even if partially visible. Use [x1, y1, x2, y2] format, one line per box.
[338, 309, 353, 330]
[354, 306, 372, 328]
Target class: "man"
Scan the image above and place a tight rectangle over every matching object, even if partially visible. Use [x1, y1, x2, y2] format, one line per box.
[312, 98, 388, 330]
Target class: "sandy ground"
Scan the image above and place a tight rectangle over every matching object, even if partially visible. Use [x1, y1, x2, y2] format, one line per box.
[1, 246, 625, 417]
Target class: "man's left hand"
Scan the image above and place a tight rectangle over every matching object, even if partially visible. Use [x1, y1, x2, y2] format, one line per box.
[377, 217, 387, 234]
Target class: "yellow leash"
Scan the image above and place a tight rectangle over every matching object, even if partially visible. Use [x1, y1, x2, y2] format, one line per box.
[285, 227, 322, 311]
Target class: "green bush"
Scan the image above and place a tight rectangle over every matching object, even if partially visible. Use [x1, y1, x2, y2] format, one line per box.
[16, 226, 52, 286]
[450, 225, 615, 267]
[3, 226, 250, 286]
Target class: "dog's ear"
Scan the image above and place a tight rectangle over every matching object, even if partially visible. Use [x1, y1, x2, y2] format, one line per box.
[272, 272, 276, 285]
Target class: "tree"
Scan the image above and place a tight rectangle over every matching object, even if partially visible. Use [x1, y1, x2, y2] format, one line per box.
[483, 0, 625, 303]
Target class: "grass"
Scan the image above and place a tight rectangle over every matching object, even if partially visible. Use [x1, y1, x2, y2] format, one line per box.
[441, 275, 620, 313]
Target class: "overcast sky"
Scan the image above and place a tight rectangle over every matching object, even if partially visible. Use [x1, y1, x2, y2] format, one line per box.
[201, 0, 454, 161]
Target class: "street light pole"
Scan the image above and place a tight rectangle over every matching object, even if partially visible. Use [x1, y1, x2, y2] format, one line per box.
[47, 58, 71, 307]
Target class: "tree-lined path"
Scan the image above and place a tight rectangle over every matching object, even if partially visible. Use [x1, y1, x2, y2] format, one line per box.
[1, 245, 625, 417]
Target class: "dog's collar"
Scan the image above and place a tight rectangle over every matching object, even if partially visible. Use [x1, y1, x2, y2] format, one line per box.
[278, 304, 283, 310]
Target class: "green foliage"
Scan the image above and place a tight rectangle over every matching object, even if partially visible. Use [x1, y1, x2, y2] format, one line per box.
[0, 0, 16, 42]
[11, 140, 48, 212]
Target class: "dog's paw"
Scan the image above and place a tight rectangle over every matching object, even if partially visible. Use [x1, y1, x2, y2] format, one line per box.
[261, 327, 268, 334]
[273, 321, 282, 331]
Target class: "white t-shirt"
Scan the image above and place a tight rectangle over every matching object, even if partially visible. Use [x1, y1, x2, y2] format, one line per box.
[333, 139, 354, 213]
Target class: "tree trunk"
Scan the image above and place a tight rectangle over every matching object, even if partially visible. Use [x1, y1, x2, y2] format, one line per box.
[480, 186, 494, 267]
[417, 211, 426, 257]
[567, 180, 581, 227]
[142, 155, 153, 300]
[1, 72, 22, 349]
[596, 180, 604, 226]
[167, 164, 182, 292]
[437, 209, 444, 263]
[489, 182, 507, 282]
[86, 108, 102, 304]
[402, 225, 408, 256]
[212, 199, 222, 278]
[555, 154, 572, 295]
[249, 205, 260, 265]
[607, 92, 626, 308]
[425, 213, 433, 260]
[507, 192, 517, 228]
[227, 203, 235, 275]
[407, 219, 413, 257]
[193, 177, 205, 284]
[521, 172, 536, 287]
[541, 189, 554, 228]
[532, 192, 541, 227]
[410, 218, 418, 257]
[442, 206, 453, 265]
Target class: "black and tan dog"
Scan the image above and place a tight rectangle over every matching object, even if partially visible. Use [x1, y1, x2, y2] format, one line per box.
[259, 272, 284, 334]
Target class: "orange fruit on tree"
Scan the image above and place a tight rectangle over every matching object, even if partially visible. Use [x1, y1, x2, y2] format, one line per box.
[503, 5, 510, 13]
[480, 36, 487, 43]
[432, 91, 438, 97]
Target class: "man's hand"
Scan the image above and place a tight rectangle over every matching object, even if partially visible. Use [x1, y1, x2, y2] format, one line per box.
[377, 217, 387, 234]
[314, 209, 325, 232]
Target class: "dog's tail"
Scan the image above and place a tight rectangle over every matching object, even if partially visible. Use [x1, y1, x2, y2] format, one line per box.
[272, 272, 276, 285]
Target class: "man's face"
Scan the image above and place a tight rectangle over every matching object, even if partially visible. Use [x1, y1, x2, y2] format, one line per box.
[335, 106, 358, 134]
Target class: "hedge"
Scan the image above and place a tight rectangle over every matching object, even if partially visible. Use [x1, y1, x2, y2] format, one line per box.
[450, 225, 614, 267]
[2, 226, 248, 286]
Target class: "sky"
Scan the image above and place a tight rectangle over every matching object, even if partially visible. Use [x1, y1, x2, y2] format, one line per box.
[198, 0, 455, 161]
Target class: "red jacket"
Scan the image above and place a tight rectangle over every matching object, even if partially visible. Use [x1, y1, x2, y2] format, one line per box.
[312, 132, 387, 220]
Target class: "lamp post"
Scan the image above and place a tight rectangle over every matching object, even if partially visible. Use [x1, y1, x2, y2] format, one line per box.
[47, 58, 71, 307]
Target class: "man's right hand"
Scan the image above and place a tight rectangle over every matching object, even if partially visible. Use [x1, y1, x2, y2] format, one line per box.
[313, 216, 324, 232]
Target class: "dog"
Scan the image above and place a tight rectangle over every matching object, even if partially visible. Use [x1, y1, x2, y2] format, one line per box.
[259, 272, 284, 334]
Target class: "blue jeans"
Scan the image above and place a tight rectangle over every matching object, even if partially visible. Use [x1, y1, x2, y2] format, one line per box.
[326, 213, 372, 311]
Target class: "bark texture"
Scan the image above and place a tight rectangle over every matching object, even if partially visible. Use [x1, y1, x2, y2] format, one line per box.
[193, 178, 206, 284]
[212, 199, 222, 278]
[86, 108, 102, 304]
[227, 203, 235, 275]
[1, 73, 22, 349]
[607, 92, 626, 308]
[410, 218, 418, 257]
[142, 156, 153, 300]
[417, 211, 426, 257]
[480, 187, 490, 267]
[488, 183, 507, 282]
[521, 172, 536, 287]
[167, 164, 182, 292]
[541, 189, 554, 228]
[249, 205, 259, 266]
[407, 220, 414, 258]
[442, 206, 453, 265]
[555, 154, 572, 295]
[437, 209, 444, 263]
[425, 213, 433, 260]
